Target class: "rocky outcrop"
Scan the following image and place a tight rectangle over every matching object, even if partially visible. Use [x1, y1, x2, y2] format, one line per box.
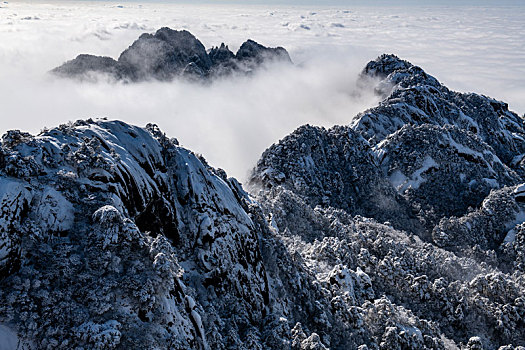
[52, 28, 292, 82]
[0, 120, 269, 349]
[250, 124, 423, 236]
[117, 28, 212, 81]
[49, 54, 123, 81]
[2, 53, 525, 349]
[249, 54, 525, 348]
[375, 124, 520, 228]
[353, 54, 525, 167]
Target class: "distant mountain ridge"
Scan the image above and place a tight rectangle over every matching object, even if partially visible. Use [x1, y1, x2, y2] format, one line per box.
[52, 27, 292, 82]
[1, 53, 525, 349]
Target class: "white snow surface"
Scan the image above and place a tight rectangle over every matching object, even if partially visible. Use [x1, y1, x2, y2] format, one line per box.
[0, 178, 32, 264]
[0, 1, 524, 181]
[514, 183, 525, 197]
[389, 156, 438, 193]
[0, 119, 269, 348]
[503, 228, 517, 244]
[0, 324, 18, 350]
[35, 187, 74, 233]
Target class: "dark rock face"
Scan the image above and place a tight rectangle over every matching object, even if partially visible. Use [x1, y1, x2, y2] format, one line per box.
[249, 54, 525, 349]
[353, 54, 525, 167]
[208, 43, 237, 77]
[0, 120, 270, 349]
[52, 28, 292, 82]
[2, 54, 525, 349]
[376, 124, 520, 228]
[250, 124, 423, 236]
[235, 39, 291, 69]
[208, 43, 235, 64]
[117, 28, 212, 81]
[51, 54, 123, 81]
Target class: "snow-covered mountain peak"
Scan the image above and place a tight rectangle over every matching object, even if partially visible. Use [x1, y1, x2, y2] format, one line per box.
[2, 55, 525, 349]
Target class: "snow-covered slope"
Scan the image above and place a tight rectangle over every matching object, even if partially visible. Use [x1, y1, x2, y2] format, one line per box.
[249, 124, 423, 236]
[353, 54, 525, 167]
[1, 54, 525, 349]
[0, 120, 271, 349]
[249, 54, 525, 349]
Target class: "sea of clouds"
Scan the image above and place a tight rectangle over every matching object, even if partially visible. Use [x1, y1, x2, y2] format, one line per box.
[0, 1, 524, 181]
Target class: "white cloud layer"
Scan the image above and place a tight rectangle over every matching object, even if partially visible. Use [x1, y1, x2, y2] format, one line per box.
[0, 1, 524, 181]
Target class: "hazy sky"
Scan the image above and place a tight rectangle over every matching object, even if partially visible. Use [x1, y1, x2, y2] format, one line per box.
[89, 0, 523, 5]
[22, 0, 525, 5]
[1, 1, 524, 181]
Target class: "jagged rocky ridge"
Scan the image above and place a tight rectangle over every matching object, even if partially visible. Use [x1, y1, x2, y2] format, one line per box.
[51, 28, 291, 82]
[0, 54, 524, 349]
[250, 54, 525, 348]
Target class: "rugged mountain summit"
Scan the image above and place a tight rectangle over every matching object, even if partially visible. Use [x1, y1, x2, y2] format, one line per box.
[353, 55, 525, 166]
[52, 28, 291, 82]
[2, 54, 525, 349]
[250, 124, 423, 236]
[0, 120, 274, 349]
[357, 55, 525, 230]
[249, 54, 525, 348]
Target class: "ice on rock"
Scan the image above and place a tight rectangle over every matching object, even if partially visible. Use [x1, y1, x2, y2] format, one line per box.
[2, 53, 525, 349]
[0, 118, 269, 348]
[35, 187, 74, 233]
[0, 178, 32, 274]
[250, 54, 525, 349]
[388, 155, 438, 192]
[514, 183, 525, 201]
[0, 324, 19, 350]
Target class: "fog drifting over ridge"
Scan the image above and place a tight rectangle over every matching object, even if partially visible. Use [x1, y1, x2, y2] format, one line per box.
[1, 1, 524, 181]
